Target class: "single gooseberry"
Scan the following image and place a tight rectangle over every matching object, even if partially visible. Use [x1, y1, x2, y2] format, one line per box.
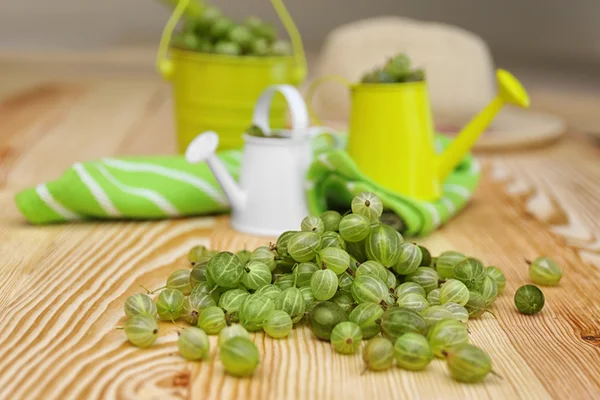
[331, 321, 363, 354]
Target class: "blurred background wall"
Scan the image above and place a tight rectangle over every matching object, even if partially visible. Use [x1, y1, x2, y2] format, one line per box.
[1, 0, 600, 66]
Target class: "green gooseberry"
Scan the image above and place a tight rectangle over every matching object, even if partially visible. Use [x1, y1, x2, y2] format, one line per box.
[157, 289, 185, 321]
[443, 302, 469, 323]
[183, 292, 217, 325]
[124, 315, 159, 348]
[218, 288, 249, 314]
[332, 292, 356, 314]
[393, 242, 423, 275]
[349, 302, 384, 339]
[435, 251, 467, 279]
[238, 294, 275, 331]
[395, 282, 426, 298]
[190, 262, 209, 288]
[214, 41, 241, 56]
[166, 269, 193, 295]
[275, 287, 306, 323]
[365, 225, 402, 267]
[394, 332, 433, 371]
[481, 275, 499, 305]
[264, 310, 293, 339]
[338, 271, 354, 292]
[420, 305, 454, 329]
[270, 40, 293, 56]
[241, 260, 272, 290]
[275, 273, 296, 290]
[253, 22, 277, 42]
[427, 319, 469, 358]
[219, 337, 260, 377]
[419, 246, 433, 267]
[301, 216, 325, 234]
[288, 232, 322, 263]
[405, 267, 439, 293]
[197, 306, 226, 335]
[321, 231, 346, 250]
[385, 53, 411, 80]
[317, 247, 351, 275]
[528, 257, 563, 286]
[249, 38, 269, 56]
[308, 301, 348, 341]
[351, 275, 388, 304]
[255, 284, 282, 301]
[275, 231, 297, 258]
[310, 268, 338, 301]
[362, 337, 394, 371]
[249, 246, 277, 271]
[386, 269, 397, 289]
[453, 258, 486, 291]
[396, 293, 429, 313]
[351, 192, 384, 222]
[236, 249, 251, 264]
[218, 324, 250, 346]
[345, 240, 368, 262]
[244, 15, 263, 31]
[299, 286, 315, 309]
[294, 262, 319, 287]
[379, 307, 427, 343]
[228, 25, 252, 47]
[320, 210, 342, 232]
[178, 327, 210, 361]
[187, 245, 212, 265]
[465, 291, 488, 319]
[356, 260, 388, 283]
[485, 266, 507, 293]
[207, 252, 245, 289]
[514, 284, 545, 315]
[210, 17, 234, 39]
[439, 279, 470, 306]
[331, 321, 363, 354]
[124, 293, 157, 318]
[427, 289, 441, 305]
[444, 344, 493, 383]
[339, 214, 371, 243]
[190, 281, 220, 303]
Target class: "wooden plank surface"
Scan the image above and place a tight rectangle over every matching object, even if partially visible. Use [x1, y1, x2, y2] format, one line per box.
[0, 55, 599, 400]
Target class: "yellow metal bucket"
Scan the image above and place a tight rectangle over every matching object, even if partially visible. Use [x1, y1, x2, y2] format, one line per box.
[157, 0, 307, 153]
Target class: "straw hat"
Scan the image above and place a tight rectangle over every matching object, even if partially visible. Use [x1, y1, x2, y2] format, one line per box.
[310, 17, 565, 150]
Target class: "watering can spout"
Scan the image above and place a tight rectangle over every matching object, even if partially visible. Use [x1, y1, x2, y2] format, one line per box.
[185, 132, 246, 211]
[437, 69, 530, 181]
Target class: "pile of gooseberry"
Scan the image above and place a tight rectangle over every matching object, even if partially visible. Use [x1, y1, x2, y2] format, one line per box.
[120, 192, 562, 382]
[361, 54, 425, 84]
[170, 5, 292, 57]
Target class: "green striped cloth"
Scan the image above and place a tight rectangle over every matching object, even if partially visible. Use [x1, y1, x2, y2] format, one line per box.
[14, 134, 479, 236]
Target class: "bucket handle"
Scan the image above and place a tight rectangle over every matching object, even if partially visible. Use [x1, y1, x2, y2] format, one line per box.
[305, 75, 352, 126]
[156, 0, 307, 82]
[252, 84, 309, 138]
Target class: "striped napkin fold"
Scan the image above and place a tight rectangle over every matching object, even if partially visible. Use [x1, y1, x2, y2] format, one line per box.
[14, 135, 479, 236]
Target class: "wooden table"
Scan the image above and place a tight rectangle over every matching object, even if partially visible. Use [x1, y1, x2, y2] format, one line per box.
[0, 52, 599, 400]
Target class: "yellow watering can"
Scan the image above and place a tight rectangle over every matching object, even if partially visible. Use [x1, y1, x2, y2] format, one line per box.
[157, 0, 307, 153]
[307, 69, 530, 201]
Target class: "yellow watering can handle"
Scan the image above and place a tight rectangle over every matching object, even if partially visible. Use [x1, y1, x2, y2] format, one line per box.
[157, 0, 192, 80]
[271, 0, 307, 82]
[305, 75, 352, 126]
[156, 0, 307, 82]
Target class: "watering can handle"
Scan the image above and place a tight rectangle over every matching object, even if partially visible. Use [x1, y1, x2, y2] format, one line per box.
[252, 85, 309, 137]
[305, 75, 352, 126]
[156, 0, 307, 82]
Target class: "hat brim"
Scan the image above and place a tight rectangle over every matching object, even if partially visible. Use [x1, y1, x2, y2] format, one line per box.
[436, 107, 566, 151]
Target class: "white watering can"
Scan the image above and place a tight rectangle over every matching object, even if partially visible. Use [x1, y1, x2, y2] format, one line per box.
[185, 84, 337, 237]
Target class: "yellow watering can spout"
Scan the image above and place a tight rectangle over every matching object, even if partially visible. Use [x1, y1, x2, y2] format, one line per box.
[437, 69, 530, 181]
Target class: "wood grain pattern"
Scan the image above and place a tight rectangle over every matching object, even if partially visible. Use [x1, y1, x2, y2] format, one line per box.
[0, 53, 599, 400]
